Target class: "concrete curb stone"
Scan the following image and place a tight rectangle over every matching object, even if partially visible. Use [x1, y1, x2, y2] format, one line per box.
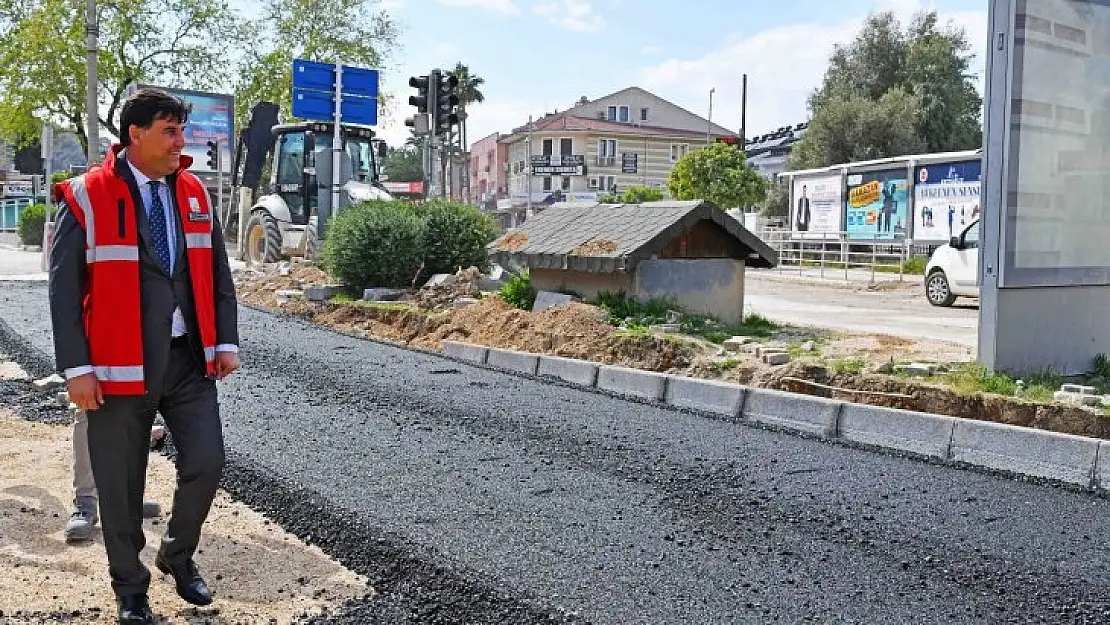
[537, 355, 599, 387]
[741, 387, 840, 437]
[486, 348, 540, 376]
[430, 339, 1110, 489]
[664, 376, 745, 417]
[597, 365, 668, 402]
[839, 404, 955, 460]
[950, 419, 1100, 487]
[441, 341, 488, 365]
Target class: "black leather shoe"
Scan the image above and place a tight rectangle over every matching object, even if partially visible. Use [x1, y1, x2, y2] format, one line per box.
[155, 552, 213, 606]
[117, 594, 154, 624]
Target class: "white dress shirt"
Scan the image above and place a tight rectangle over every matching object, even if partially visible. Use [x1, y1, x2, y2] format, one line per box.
[63, 158, 237, 380]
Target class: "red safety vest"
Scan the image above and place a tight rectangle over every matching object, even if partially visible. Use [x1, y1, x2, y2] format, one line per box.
[54, 145, 218, 395]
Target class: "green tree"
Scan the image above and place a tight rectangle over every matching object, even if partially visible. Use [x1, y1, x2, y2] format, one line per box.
[759, 180, 789, 219]
[667, 143, 766, 209]
[449, 62, 485, 153]
[788, 89, 926, 168]
[234, 0, 399, 128]
[0, 0, 243, 154]
[791, 10, 981, 170]
[382, 146, 423, 182]
[620, 185, 664, 204]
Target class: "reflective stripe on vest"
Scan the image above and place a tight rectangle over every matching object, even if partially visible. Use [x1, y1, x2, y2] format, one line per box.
[86, 245, 140, 263]
[94, 365, 144, 382]
[185, 232, 212, 249]
[67, 175, 97, 254]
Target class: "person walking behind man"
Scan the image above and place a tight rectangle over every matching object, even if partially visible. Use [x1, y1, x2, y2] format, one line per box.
[49, 88, 240, 624]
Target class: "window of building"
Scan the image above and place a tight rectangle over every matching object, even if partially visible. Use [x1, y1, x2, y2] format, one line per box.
[640, 107, 649, 122]
[670, 143, 689, 162]
[561, 176, 571, 191]
[606, 106, 617, 121]
[618, 106, 630, 123]
[598, 139, 617, 158]
[560, 138, 573, 155]
[542, 139, 552, 156]
[543, 176, 552, 191]
[598, 175, 615, 192]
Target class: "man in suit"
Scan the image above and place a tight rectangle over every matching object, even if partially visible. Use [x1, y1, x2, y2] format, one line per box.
[49, 88, 239, 624]
[795, 184, 811, 232]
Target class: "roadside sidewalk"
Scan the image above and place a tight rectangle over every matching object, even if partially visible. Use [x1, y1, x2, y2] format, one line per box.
[747, 266, 922, 291]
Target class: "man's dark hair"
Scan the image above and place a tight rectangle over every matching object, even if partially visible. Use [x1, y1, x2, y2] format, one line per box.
[119, 88, 191, 147]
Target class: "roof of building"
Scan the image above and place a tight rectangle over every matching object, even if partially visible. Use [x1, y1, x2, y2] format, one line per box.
[487, 200, 778, 272]
[498, 111, 719, 143]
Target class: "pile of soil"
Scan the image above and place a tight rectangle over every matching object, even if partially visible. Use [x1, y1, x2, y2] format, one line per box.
[235, 264, 332, 309]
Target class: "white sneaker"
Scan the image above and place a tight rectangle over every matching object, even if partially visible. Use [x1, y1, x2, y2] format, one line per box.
[64, 502, 98, 542]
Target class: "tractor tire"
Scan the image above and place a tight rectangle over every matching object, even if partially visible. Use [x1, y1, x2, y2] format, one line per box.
[305, 223, 320, 263]
[245, 211, 283, 265]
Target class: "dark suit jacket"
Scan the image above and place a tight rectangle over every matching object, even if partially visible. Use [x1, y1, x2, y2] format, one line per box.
[48, 152, 238, 394]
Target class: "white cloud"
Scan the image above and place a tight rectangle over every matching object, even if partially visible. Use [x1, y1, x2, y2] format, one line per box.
[641, 45, 661, 55]
[639, 2, 988, 138]
[534, 0, 605, 33]
[437, 0, 520, 16]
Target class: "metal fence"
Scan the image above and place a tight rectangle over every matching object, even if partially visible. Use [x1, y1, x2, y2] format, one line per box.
[757, 228, 938, 282]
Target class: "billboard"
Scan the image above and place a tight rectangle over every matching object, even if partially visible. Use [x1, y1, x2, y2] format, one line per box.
[791, 174, 842, 237]
[912, 160, 981, 242]
[128, 84, 234, 175]
[845, 169, 908, 239]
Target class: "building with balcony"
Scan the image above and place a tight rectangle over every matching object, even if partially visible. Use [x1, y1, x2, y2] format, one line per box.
[498, 87, 736, 208]
[468, 132, 508, 209]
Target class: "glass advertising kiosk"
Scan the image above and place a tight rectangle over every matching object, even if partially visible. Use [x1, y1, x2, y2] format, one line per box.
[980, 0, 1110, 374]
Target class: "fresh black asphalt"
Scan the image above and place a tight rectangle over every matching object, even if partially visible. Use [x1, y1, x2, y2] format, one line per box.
[2, 281, 1109, 624]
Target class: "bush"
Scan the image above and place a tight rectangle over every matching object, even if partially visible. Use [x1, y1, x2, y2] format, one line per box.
[18, 203, 46, 247]
[419, 200, 499, 277]
[620, 186, 664, 204]
[499, 271, 536, 310]
[324, 200, 425, 290]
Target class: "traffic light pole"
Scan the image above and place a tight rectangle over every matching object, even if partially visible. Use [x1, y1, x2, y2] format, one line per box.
[216, 139, 225, 228]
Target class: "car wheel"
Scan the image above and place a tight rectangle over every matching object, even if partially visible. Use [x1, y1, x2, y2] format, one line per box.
[925, 270, 956, 307]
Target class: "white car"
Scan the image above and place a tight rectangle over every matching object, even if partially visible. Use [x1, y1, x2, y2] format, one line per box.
[924, 219, 980, 307]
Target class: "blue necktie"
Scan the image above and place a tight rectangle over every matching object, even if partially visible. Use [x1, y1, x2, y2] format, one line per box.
[148, 181, 172, 271]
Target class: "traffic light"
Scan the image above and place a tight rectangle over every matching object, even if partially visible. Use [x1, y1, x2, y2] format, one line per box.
[205, 139, 219, 170]
[405, 74, 432, 135]
[433, 69, 460, 137]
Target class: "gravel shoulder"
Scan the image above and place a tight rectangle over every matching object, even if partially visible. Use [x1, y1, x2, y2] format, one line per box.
[4, 282, 1110, 624]
[0, 406, 368, 623]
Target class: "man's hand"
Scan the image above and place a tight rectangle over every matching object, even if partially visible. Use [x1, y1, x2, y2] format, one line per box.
[67, 373, 103, 411]
[213, 351, 240, 380]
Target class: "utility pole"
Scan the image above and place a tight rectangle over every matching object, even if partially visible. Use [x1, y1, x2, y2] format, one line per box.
[706, 87, 715, 145]
[740, 74, 748, 150]
[85, 0, 98, 165]
[525, 115, 533, 218]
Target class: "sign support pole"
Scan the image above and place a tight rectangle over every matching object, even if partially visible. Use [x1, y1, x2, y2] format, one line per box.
[331, 64, 343, 229]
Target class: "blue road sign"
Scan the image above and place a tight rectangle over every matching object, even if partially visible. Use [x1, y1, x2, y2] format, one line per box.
[292, 88, 378, 126]
[292, 59, 379, 99]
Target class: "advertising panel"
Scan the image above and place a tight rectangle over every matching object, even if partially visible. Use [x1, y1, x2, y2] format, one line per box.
[845, 169, 908, 239]
[912, 160, 982, 242]
[129, 84, 234, 175]
[791, 174, 842, 237]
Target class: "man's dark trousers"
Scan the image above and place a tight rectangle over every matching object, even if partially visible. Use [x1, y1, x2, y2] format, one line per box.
[87, 340, 223, 597]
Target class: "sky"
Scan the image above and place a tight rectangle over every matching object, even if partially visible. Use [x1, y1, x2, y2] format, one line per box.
[366, 0, 990, 148]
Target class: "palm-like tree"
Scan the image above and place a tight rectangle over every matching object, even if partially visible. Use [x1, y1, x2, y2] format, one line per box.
[450, 62, 485, 156]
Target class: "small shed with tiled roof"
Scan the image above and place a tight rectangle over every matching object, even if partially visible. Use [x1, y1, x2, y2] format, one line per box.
[487, 200, 777, 323]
